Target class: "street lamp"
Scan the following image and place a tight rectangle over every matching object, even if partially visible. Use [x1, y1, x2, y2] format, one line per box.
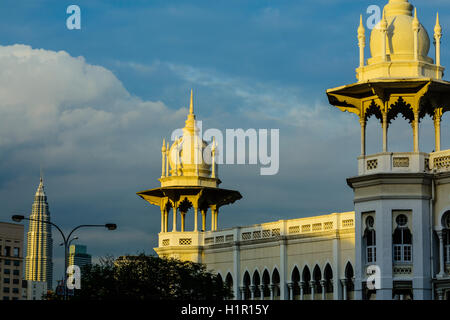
[11, 214, 117, 300]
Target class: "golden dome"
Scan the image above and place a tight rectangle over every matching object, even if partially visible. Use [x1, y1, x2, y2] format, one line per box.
[369, 1, 432, 64]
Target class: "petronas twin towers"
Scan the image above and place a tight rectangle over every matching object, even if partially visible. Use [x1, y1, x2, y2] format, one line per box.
[24, 177, 53, 290]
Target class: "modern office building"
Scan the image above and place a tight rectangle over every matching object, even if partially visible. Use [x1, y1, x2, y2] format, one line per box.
[24, 177, 53, 292]
[140, 0, 450, 300]
[0, 222, 24, 300]
[68, 244, 92, 272]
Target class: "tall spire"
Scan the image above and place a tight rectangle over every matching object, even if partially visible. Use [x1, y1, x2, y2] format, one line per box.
[189, 89, 194, 115]
[435, 12, 443, 70]
[35, 175, 45, 197]
[358, 14, 366, 68]
[26, 176, 53, 290]
[184, 89, 197, 134]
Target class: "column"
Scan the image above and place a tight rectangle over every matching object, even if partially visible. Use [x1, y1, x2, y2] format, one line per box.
[320, 280, 327, 300]
[437, 288, 445, 300]
[299, 281, 305, 300]
[287, 282, 294, 300]
[233, 237, 241, 300]
[259, 285, 265, 300]
[240, 287, 246, 300]
[215, 208, 219, 231]
[269, 284, 275, 300]
[437, 230, 446, 278]
[201, 209, 207, 231]
[360, 118, 366, 156]
[310, 280, 316, 300]
[413, 110, 419, 152]
[382, 111, 388, 152]
[434, 109, 442, 152]
[160, 206, 165, 233]
[279, 236, 287, 300]
[180, 212, 185, 232]
[164, 210, 169, 232]
[193, 205, 198, 232]
[211, 209, 215, 231]
[340, 279, 348, 300]
[172, 202, 178, 232]
[250, 285, 255, 300]
[333, 237, 341, 300]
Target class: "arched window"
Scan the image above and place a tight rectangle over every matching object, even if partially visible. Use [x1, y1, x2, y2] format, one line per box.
[243, 271, 251, 300]
[313, 265, 322, 294]
[225, 273, 233, 292]
[302, 266, 311, 295]
[443, 212, 450, 263]
[252, 271, 261, 299]
[393, 214, 412, 263]
[344, 262, 354, 300]
[217, 273, 223, 287]
[324, 264, 333, 295]
[364, 216, 376, 263]
[291, 266, 300, 298]
[262, 270, 271, 298]
[272, 269, 280, 298]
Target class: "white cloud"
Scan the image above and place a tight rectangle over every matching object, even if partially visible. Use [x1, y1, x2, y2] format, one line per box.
[0, 44, 186, 169]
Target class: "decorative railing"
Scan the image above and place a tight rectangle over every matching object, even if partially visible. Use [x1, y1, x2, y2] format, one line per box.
[429, 150, 450, 171]
[393, 265, 413, 275]
[159, 213, 355, 247]
[358, 152, 429, 175]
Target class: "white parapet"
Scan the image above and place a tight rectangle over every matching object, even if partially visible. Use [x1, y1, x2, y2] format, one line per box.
[429, 149, 450, 172]
[358, 152, 430, 175]
[158, 212, 355, 248]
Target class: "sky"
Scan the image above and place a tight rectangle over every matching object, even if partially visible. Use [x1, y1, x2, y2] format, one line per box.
[0, 0, 450, 286]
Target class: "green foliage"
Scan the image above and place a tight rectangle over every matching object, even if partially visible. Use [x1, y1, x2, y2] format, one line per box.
[73, 253, 233, 300]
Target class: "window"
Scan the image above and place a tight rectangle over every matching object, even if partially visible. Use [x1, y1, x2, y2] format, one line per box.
[12, 270, 19, 276]
[393, 215, 412, 263]
[3, 287, 9, 293]
[12, 279, 19, 285]
[13, 261, 20, 267]
[3, 278, 9, 284]
[13, 248, 19, 257]
[4, 260, 10, 265]
[4, 246, 10, 256]
[364, 216, 376, 264]
[12, 288, 18, 294]
[444, 230, 450, 263]
[4, 269, 10, 275]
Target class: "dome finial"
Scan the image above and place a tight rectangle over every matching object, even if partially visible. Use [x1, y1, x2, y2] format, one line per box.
[189, 89, 194, 115]
[358, 14, 365, 36]
[413, 7, 420, 30]
[435, 12, 442, 35]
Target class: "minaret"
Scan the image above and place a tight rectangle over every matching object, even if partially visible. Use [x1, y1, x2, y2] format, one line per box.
[137, 90, 242, 262]
[25, 177, 53, 291]
[327, 0, 450, 300]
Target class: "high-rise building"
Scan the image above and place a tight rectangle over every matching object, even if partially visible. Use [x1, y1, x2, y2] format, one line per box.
[68, 244, 92, 271]
[0, 222, 24, 300]
[25, 177, 53, 292]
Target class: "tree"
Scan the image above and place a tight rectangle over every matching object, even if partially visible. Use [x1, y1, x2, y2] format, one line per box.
[73, 254, 233, 300]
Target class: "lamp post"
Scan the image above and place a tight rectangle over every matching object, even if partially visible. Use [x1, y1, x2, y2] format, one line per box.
[12, 214, 116, 300]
